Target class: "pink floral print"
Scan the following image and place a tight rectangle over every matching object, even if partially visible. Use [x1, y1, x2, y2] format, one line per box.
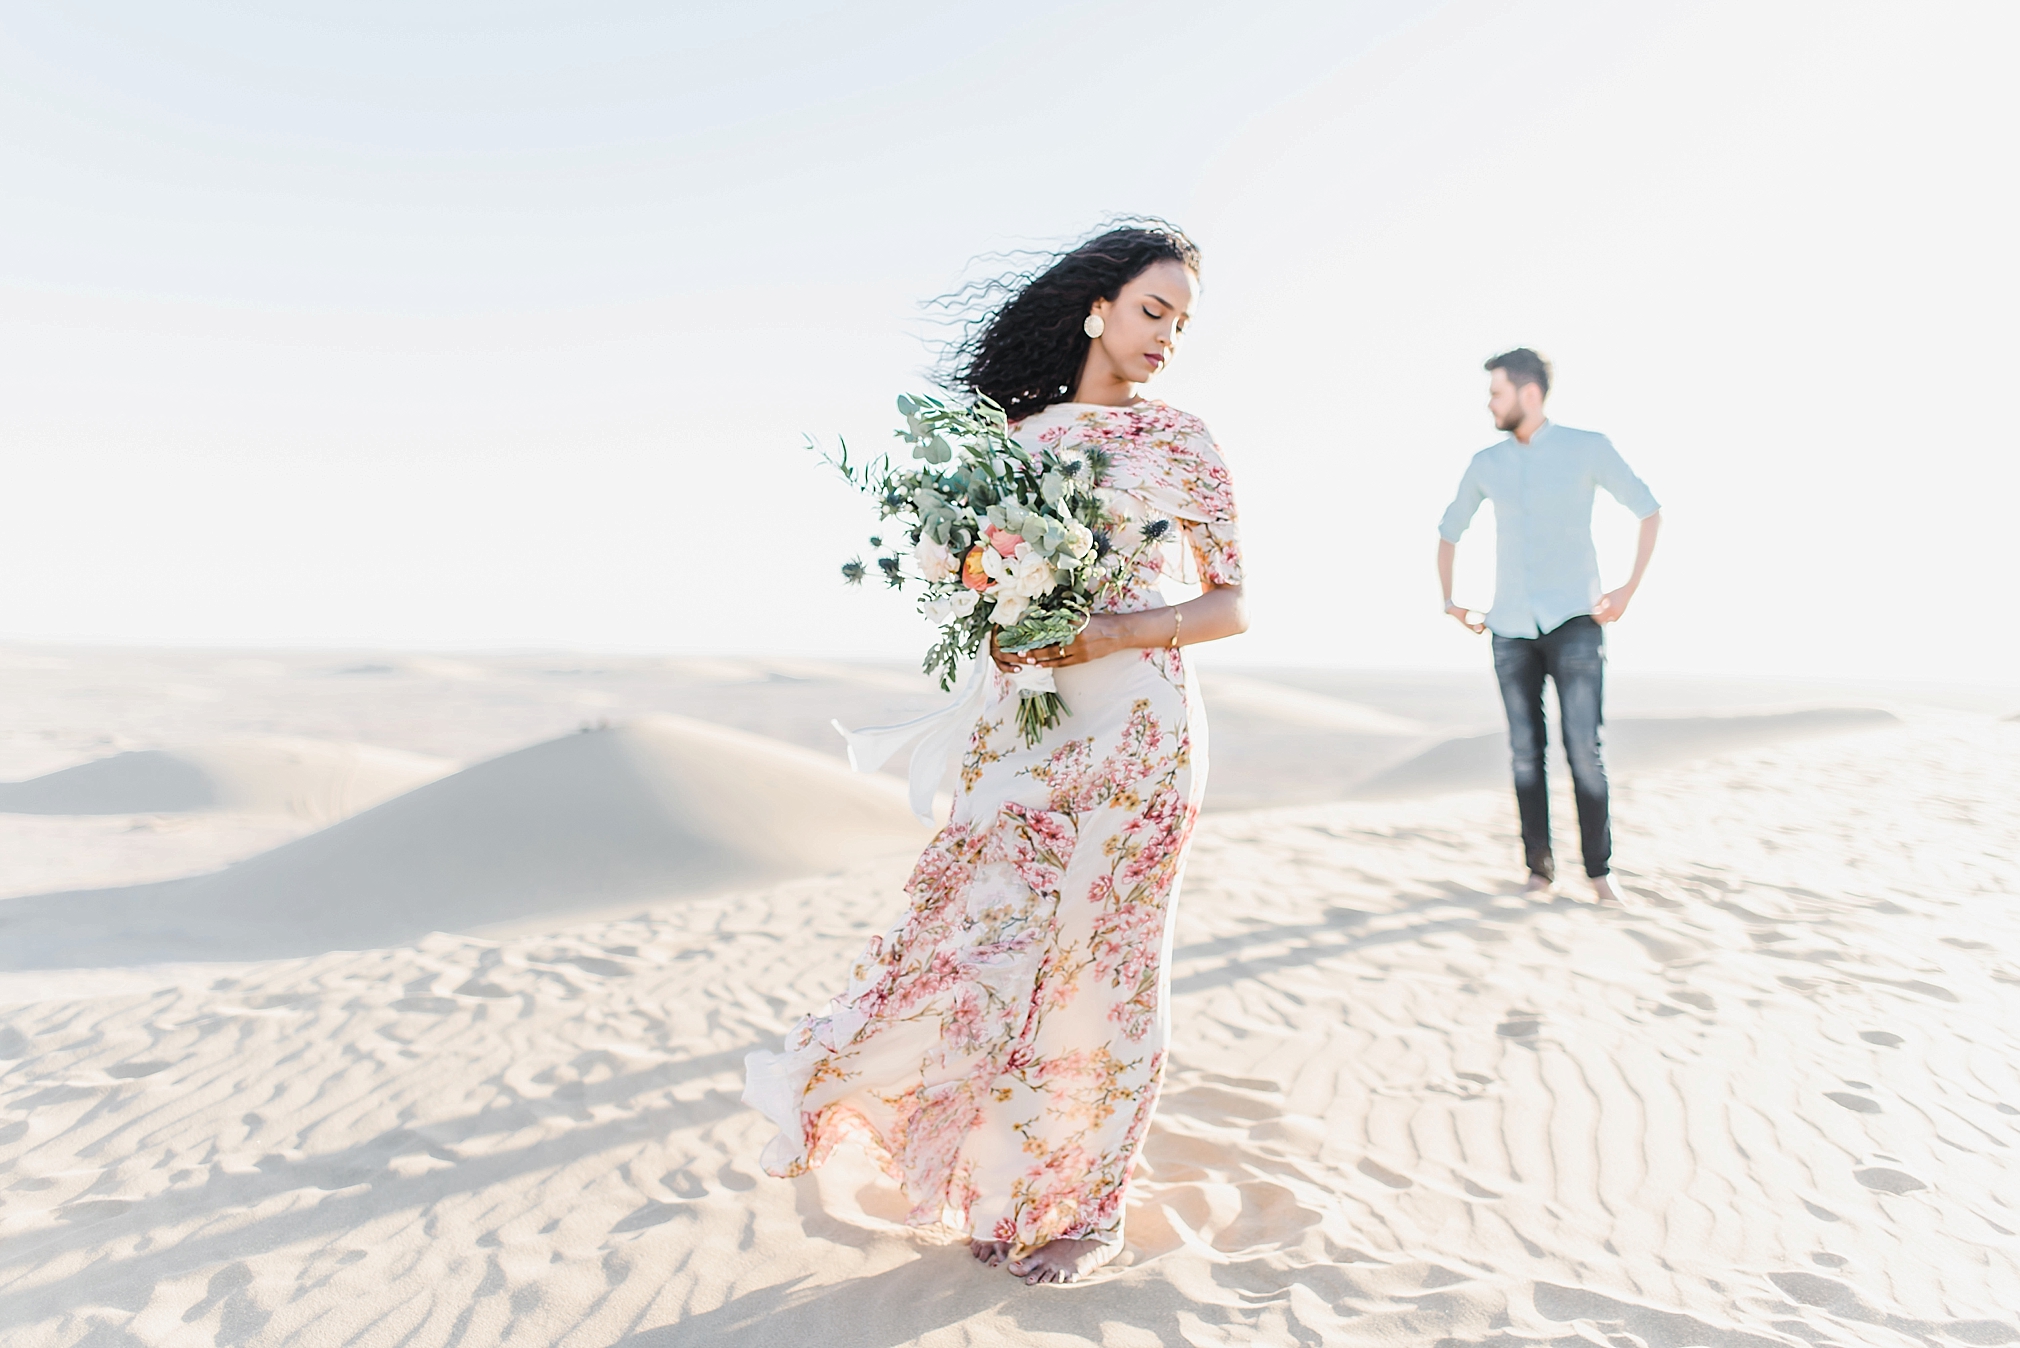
[744, 401, 1241, 1259]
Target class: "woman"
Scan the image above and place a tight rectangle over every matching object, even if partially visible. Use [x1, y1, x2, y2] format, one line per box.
[744, 221, 1248, 1285]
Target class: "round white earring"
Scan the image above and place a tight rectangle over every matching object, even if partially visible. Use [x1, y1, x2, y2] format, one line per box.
[1082, 313, 1105, 339]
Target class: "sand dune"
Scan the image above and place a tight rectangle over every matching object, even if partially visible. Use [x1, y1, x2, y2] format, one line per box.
[0, 716, 926, 970]
[0, 737, 451, 821]
[1202, 702, 1901, 811]
[1354, 706, 1900, 798]
[1, 714, 2014, 1346]
[1198, 673, 1433, 736]
[0, 651, 2013, 1347]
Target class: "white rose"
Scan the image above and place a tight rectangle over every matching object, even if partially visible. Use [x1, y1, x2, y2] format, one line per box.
[1003, 551, 1056, 598]
[991, 592, 1031, 627]
[922, 589, 978, 624]
[979, 544, 1018, 585]
[913, 538, 956, 582]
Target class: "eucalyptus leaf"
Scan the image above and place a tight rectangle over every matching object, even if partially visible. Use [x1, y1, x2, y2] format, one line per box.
[998, 608, 1089, 654]
[822, 390, 1146, 744]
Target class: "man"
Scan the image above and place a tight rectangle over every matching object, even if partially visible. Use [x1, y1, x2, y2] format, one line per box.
[1437, 349, 1661, 903]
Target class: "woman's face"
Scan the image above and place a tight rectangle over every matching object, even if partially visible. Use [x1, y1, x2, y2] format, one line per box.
[1089, 260, 1196, 385]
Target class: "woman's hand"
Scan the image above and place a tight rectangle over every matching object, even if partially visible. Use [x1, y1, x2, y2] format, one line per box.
[991, 614, 1128, 671]
[988, 586, 1243, 672]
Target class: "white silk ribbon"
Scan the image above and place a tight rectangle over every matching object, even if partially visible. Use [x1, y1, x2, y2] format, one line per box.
[832, 658, 992, 825]
[1003, 663, 1057, 696]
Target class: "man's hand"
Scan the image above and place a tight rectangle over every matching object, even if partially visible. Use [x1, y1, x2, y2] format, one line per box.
[1445, 601, 1486, 634]
[1445, 602, 1486, 633]
[1594, 514, 1660, 625]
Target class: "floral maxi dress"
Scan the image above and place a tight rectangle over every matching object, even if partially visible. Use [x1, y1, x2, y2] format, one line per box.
[742, 400, 1243, 1257]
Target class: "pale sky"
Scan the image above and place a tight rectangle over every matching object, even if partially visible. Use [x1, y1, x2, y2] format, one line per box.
[2, 1, 2014, 683]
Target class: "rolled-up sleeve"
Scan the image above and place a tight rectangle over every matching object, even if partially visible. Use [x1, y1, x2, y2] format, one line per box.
[1439, 456, 1487, 543]
[1594, 437, 1659, 518]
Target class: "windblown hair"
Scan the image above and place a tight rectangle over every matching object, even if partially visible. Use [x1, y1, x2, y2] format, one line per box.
[1485, 347, 1552, 399]
[935, 219, 1202, 423]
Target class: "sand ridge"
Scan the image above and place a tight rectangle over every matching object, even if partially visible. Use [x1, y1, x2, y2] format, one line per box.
[0, 738, 452, 821]
[1, 713, 2015, 1345]
[0, 716, 928, 970]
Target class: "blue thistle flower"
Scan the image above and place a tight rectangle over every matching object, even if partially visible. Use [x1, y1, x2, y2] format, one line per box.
[1144, 519, 1172, 542]
[840, 558, 867, 585]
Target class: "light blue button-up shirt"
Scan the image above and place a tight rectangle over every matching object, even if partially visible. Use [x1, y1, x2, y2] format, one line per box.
[1439, 421, 1660, 639]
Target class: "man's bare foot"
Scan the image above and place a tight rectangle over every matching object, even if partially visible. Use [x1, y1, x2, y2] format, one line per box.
[969, 1239, 1011, 1268]
[1523, 873, 1553, 896]
[1005, 1236, 1120, 1285]
[1590, 875, 1620, 905]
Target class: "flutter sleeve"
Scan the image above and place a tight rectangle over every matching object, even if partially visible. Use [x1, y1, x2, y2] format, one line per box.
[1167, 421, 1243, 587]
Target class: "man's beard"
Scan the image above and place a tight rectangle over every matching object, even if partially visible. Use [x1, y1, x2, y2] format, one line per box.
[1494, 408, 1522, 432]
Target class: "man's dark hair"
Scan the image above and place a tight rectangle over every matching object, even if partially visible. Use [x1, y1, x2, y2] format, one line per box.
[1485, 348, 1552, 399]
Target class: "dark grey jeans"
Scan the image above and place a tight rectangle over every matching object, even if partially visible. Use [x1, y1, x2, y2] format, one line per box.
[1491, 615, 1610, 880]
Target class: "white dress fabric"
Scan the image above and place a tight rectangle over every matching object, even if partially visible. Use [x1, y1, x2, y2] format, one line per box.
[743, 400, 1243, 1257]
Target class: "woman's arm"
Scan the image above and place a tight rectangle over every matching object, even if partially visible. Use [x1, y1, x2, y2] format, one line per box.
[993, 581, 1249, 671]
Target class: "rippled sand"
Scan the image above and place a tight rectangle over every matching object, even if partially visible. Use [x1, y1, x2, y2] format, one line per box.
[3, 699, 2015, 1345]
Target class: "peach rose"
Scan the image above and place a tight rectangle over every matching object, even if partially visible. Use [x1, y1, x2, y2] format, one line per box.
[961, 546, 991, 592]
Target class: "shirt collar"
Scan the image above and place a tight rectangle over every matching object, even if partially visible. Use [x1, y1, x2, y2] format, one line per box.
[1514, 418, 1552, 447]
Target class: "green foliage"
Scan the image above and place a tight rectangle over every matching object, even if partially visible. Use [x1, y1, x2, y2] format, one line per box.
[818, 392, 1167, 741]
[997, 607, 1088, 655]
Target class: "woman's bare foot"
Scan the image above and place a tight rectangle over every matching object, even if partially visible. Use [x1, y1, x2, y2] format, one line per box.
[969, 1239, 1011, 1268]
[1523, 872, 1553, 896]
[1005, 1236, 1120, 1285]
[1590, 875, 1620, 905]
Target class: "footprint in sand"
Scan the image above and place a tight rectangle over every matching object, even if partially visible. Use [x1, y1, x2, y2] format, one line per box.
[1854, 1166, 1927, 1194]
[106, 1061, 172, 1079]
[1826, 1091, 1880, 1114]
[662, 1167, 707, 1200]
[1860, 1030, 1904, 1047]
[610, 1200, 693, 1233]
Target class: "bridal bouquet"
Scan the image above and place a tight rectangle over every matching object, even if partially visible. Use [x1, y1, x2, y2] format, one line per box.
[826, 393, 1166, 746]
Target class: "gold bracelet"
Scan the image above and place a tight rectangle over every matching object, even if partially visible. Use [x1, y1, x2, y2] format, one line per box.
[1168, 607, 1183, 648]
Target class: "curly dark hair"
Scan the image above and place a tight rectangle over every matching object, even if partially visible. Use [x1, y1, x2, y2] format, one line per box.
[934, 218, 1202, 423]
